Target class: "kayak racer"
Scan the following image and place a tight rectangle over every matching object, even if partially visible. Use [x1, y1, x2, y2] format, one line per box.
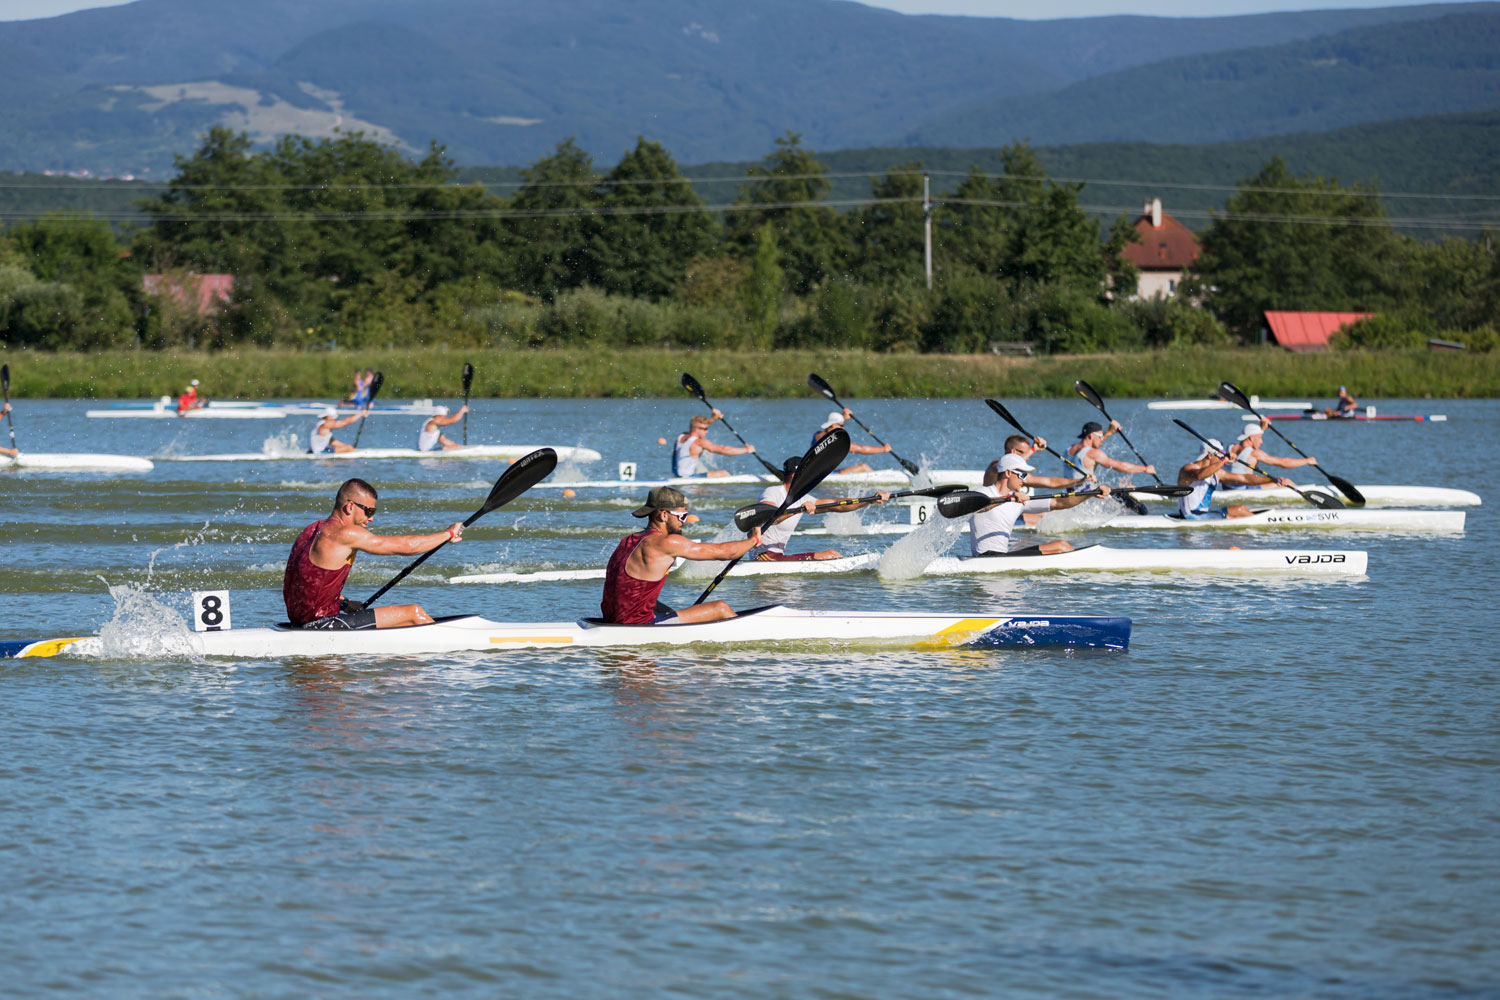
[813, 409, 890, 475]
[672, 412, 753, 478]
[1177, 438, 1289, 519]
[1224, 421, 1318, 488]
[282, 478, 463, 630]
[745, 456, 890, 561]
[310, 408, 364, 454]
[417, 405, 468, 451]
[601, 486, 762, 624]
[967, 453, 1109, 556]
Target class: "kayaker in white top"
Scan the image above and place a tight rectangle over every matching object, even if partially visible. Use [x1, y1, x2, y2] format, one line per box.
[1224, 420, 1318, 487]
[672, 412, 753, 478]
[417, 405, 469, 451]
[813, 409, 892, 475]
[1066, 421, 1154, 477]
[0, 402, 15, 458]
[968, 454, 1109, 556]
[310, 408, 364, 454]
[745, 457, 891, 561]
[1176, 438, 1288, 519]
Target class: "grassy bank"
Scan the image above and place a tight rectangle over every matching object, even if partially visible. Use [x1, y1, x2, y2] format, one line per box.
[4, 347, 1496, 399]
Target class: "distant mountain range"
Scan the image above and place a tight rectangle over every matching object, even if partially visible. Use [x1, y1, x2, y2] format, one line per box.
[0, 0, 1496, 175]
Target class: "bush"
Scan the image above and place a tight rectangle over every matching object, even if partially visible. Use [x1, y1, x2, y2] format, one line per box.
[1118, 296, 1230, 348]
[1440, 326, 1499, 352]
[1331, 311, 1432, 350]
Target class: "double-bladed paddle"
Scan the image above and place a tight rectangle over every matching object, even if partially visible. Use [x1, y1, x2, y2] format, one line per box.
[680, 372, 782, 478]
[1173, 418, 1343, 510]
[461, 362, 473, 445]
[1216, 381, 1366, 506]
[361, 447, 558, 608]
[1, 363, 16, 453]
[693, 427, 850, 605]
[350, 370, 383, 449]
[1074, 379, 1163, 484]
[730, 483, 969, 533]
[936, 482, 1190, 520]
[808, 373, 921, 476]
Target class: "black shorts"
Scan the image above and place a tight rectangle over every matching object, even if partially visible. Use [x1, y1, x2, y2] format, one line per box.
[298, 608, 378, 630]
[974, 543, 1045, 557]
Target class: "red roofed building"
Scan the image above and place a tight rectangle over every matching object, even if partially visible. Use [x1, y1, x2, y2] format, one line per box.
[1263, 311, 1375, 352]
[142, 273, 235, 314]
[1122, 198, 1200, 300]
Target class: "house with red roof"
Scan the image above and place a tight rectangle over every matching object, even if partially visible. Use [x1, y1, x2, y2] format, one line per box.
[1262, 311, 1374, 352]
[1121, 198, 1199, 300]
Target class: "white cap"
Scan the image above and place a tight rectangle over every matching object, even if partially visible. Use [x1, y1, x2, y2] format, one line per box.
[999, 453, 1036, 473]
[820, 411, 845, 429]
[1196, 438, 1225, 460]
[322, 407, 338, 418]
[189, 379, 199, 386]
[1238, 425, 1264, 441]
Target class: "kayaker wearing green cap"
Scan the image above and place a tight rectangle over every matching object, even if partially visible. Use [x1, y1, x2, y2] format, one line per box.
[600, 486, 763, 625]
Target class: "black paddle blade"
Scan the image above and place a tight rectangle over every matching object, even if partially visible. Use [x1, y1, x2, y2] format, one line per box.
[1122, 485, 1193, 498]
[681, 372, 707, 401]
[733, 502, 780, 533]
[1, 363, 9, 396]
[1324, 474, 1366, 507]
[369, 371, 385, 401]
[1074, 379, 1106, 412]
[916, 483, 970, 497]
[938, 491, 994, 519]
[807, 372, 837, 401]
[788, 427, 850, 504]
[984, 398, 1029, 436]
[472, 448, 557, 523]
[1305, 490, 1345, 510]
[1217, 381, 1252, 410]
[461, 362, 473, 395]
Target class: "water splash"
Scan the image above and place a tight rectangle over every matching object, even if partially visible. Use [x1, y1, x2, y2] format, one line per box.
[823, 510, 865, 535]
[260, 431, 301, 457]
[877, 516, 959, 580]
[92, 580, 196, 658]
[1035, 496, 1125, 534]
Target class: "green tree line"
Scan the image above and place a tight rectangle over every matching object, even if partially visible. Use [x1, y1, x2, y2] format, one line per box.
[2, 128, 1496, 354]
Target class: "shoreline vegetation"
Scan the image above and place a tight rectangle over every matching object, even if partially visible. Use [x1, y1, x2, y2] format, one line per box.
[6, 348, 1495, 399]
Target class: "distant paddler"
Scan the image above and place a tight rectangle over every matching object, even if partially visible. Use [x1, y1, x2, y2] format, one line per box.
[672, 411, 755, 478]
[968, 454, 1110, 556]
[1224, 420, 1318, 488]
[600, 486, 762, 624]
[1066, 420, 1155, 478]
[0, 402, 16, 459]
[176, 379, 205, 414]
[344, 368, 376, 408]
[309, 407, 365, 455]
[417, 405, 469, 452]
[1177, 437, 1290, 520]
[745, 456, 890, 561]
[814, 409, 890, 475]
[1323, 385, 1358, 418]
[283, 477, 464, 630]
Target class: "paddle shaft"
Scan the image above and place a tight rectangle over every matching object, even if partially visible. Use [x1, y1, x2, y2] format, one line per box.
[984, 399, 1091, 479]
[810, 375, 920, 475]
[351, 372, 383, 449]
[681, 374, 782, 477]
[461, 363, 472, 446]
[1217, 382, 1365, 505]
[1075, 381, 1163, 484]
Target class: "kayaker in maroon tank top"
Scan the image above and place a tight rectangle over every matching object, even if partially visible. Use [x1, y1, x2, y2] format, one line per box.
[598, 486, 762, 625]
[281, 477, 466, 630]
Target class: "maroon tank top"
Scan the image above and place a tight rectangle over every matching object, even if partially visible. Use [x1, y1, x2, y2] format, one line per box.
[600, 531, 667, 624]
[283, 519, 354, 624]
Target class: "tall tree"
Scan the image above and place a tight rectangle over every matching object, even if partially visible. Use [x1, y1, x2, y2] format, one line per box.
[505, 138, 600, 299]
[726, 132, 851, 295]
[1186, 156, 1402, 339]
[850, 162, 926, 283]
[590, 138, 717, 300]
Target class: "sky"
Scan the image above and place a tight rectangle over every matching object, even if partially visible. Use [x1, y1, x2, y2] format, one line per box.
[0, 0, 1448, 20]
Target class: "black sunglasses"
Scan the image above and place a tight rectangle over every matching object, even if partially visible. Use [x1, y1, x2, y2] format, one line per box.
[349, 500, 376, 518]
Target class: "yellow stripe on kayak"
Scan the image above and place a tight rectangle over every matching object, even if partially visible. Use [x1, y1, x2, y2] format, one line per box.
[915, 618, 1001, 646]
[20, 637, 90, 657]
[489, 636, 575, 645]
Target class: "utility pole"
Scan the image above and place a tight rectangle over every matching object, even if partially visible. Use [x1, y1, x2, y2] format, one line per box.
[923, 173, 933, 291]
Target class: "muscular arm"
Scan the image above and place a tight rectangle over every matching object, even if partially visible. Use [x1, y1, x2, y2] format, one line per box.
[333, 414, 363, 430]
[429, 409, 465, 429]
[650, 530, 760, 563]
[1220, 471, 1279, 487]
[1087, 449, 1151, 475]
[697, 439, 749, 457]
[1049, 485, 1110, 511]
[1253, 450, 1315, 469]
[848, 442, 891, 455]
[312, 521, 459, 567]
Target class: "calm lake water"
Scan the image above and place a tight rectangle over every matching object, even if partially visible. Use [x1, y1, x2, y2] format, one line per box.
[1, 394, 1495, 997]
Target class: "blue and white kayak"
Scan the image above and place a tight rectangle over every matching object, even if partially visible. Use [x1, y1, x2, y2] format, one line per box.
[86, 398, 451, 419]
[0, 604, 1130, 657]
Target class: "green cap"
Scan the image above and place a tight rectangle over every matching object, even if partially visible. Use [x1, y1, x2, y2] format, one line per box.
[631, 485, 688, 517]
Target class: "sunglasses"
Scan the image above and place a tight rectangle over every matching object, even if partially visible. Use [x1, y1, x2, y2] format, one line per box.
[1008, 469, 1029, 480]
[349, 500, 376, 518]
[668, 508, 690, 520]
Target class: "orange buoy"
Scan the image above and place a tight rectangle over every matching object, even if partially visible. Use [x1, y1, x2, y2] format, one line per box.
[562, 489, 576, 498]
[657, 437, 667, 445]
[684, 514, 700, 524]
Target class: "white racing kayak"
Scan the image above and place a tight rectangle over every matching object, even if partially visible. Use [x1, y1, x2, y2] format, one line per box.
[162, 444, 603, 464]
[0, 604, 1131, 657]
[923, 544, 1367, 576]
[1131, 484, 1481, 507]
[1146, 397, 1312, 411]
[535, 468, 975, 490]
[1057, 507, 1465, 533]
[450, 553, 880, 584]
[2, 452, 154, 472]
[86, 405, 291, 420]
[86, 398, 450, 419]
